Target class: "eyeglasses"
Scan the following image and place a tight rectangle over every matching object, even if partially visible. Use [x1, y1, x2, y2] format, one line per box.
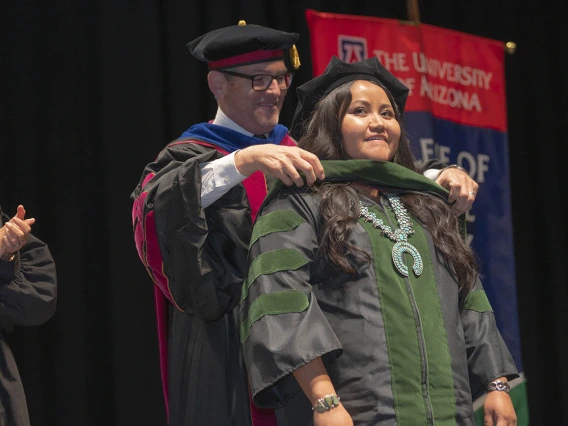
[220, 70, 294, 91]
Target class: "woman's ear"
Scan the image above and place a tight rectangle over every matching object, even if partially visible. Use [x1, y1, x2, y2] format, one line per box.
[207, 71, 225, 100]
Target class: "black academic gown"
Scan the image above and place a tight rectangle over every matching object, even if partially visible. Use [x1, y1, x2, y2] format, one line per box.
[132, 141, 253, 426]
[239, 160, 518, 426]
[0, 207, 57, 426]
[131, 127, 301, 426]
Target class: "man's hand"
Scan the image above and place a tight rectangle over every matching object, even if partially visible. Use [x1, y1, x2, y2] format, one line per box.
[234, 145, 325, 187]
[484, 389, 517, 426]
[436, 168, 479, 215]
[0, 205, 35, 256]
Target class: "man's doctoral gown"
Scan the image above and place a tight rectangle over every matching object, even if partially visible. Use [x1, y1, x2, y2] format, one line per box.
[239, 160, 518, 426]
[131, 126, 295, 426]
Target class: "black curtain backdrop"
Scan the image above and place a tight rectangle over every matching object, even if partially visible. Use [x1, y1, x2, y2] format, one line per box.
[2, 1, 566, 425]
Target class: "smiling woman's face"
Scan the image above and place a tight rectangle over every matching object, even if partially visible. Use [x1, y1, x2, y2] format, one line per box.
[341, 80, 401, 162]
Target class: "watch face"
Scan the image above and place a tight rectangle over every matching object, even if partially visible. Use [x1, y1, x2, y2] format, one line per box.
[1, 253, 15, 262]
[488, 380, 510, 394]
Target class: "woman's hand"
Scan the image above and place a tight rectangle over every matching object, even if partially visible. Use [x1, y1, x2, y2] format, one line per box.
[483, 389, 517, 426]
[292, 357, 352, 425]
[313, 404, 353, 426]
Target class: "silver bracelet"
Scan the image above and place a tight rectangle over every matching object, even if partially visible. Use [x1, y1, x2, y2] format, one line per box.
[439, 164, 467, 176]
[487, 380, 511, 394]
[312, 394, 341, 413]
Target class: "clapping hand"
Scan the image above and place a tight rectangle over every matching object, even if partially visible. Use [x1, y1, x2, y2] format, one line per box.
[0, 205, 35, 257]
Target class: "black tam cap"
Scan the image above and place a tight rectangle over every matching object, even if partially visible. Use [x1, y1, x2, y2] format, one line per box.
[187, 20, 300, 71]
[290, 56, 409, 140]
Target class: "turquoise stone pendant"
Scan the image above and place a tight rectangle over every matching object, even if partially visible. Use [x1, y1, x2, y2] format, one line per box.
[392, 241, 423, 277]
[359, 194, 423, 278]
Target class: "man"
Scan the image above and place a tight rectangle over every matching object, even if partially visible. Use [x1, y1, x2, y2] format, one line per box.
[0, 204, 57, 426]
[131, 21, 477, 426]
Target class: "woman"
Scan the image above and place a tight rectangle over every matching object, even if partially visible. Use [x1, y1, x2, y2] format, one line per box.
[239, 57, 517, 426]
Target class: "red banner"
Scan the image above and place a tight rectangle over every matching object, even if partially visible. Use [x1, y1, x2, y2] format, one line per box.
[306, 9, 507, 131]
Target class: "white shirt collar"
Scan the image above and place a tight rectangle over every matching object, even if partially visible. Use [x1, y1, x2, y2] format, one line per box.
[212, 108, 255, 136]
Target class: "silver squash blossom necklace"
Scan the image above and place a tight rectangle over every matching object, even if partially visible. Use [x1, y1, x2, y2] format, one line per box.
[359, 193, 423, 277]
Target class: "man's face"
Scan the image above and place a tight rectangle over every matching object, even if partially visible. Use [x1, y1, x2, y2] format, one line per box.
[219, 60, 289, 135]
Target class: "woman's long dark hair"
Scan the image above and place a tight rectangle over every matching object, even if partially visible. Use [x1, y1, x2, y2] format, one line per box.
[298, 80, 478, 297]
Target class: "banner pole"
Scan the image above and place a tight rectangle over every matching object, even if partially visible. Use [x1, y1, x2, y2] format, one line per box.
[407, 0, 421, 24]
[404, 2, 514, 53]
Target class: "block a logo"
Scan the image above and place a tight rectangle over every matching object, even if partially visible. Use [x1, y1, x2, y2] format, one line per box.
[338, 36, 368, 63]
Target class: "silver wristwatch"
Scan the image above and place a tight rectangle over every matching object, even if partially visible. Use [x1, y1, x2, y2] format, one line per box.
[487, 380, 511, 394]
[439, 164, 467, 175]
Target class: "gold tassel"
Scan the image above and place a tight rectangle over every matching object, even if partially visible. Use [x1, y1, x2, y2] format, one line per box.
[289, 45, 301, 70]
